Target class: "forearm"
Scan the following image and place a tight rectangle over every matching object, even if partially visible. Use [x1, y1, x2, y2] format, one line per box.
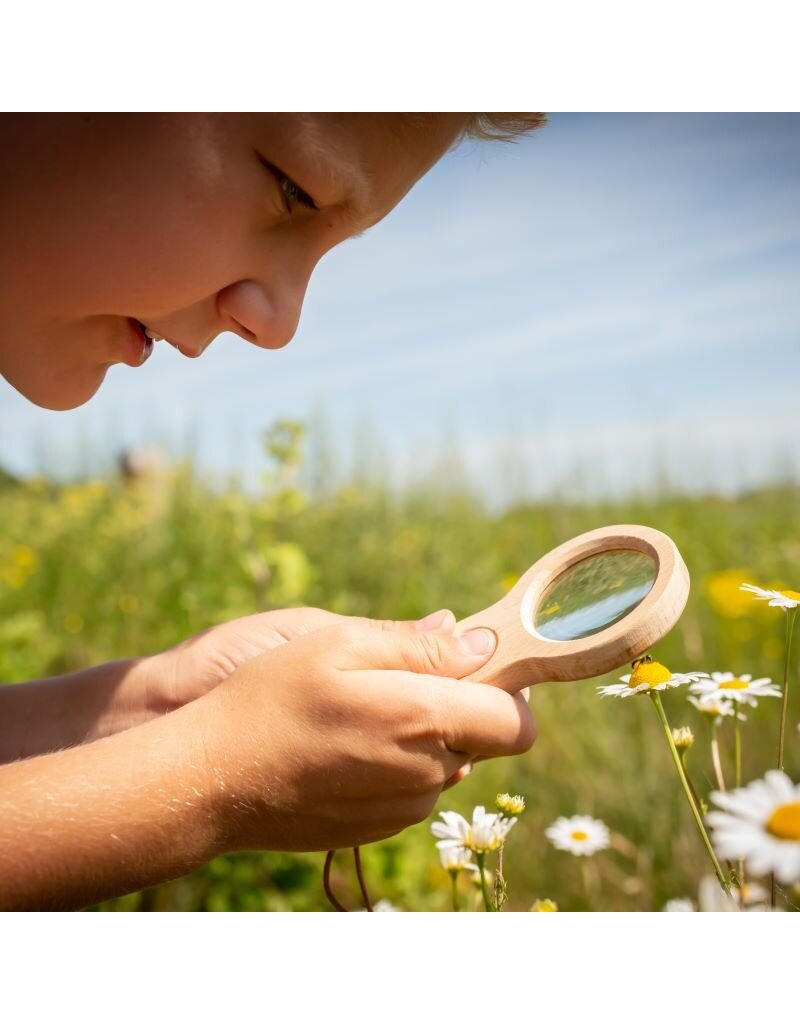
[0, 696, 220, 910]
[0, 655, 176, 764]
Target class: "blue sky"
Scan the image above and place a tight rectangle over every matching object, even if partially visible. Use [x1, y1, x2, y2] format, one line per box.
[1, 113, 798, 500]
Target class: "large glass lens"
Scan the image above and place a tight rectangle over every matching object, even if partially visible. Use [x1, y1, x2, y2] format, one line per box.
[533, 550, 657, 641]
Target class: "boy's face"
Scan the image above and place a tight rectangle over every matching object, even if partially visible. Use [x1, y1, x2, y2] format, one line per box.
[0, 114, 464, 410]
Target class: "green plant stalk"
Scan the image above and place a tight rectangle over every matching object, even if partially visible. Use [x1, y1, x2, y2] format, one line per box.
[494, 845, 507, 911]
[734, 713, 742, 789]
[710, 720, 726, 792]
[476, 853, 493, 912]
[680, 750, 704, 814]
[778, 608, 797, 772]
[650, 691, 729, 891]
[450, 871, 460, 912]
[733, 714, 745, 907]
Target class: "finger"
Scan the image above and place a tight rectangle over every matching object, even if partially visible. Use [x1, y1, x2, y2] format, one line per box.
[338, 618, 497, 680]
[434, 683, 537, 760]
[235, 607, 456, 644]
[442, 762, 473, 791]
[350, 608, 456, 634]
[411, 609, 457, 633]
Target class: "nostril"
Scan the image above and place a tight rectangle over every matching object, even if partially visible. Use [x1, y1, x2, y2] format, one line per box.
[217, 280, 274, 347]
[217, 279, 302, 351]
[227, 315, 258, 344]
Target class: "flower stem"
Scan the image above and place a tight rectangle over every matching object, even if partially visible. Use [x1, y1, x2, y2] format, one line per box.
[450, 871, 460, 912]
[680, 750, 704, 814]
[650, 691, 729, 891]
[710, 721, 726, 792]
[734, 713, 742, 789]
[778, 608, 797, 772]
[494, 845, 506, 911]
[732, 716, 745, 907]
[476, 853, 493, 912]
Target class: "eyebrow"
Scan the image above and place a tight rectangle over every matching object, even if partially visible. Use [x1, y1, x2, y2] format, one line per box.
[292, 114, 373, 228]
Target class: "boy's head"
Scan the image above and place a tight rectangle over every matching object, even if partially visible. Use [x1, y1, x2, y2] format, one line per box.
[0, 113, 544, 411]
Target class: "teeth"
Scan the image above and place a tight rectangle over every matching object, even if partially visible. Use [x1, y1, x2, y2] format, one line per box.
[143, 327, 163, 341]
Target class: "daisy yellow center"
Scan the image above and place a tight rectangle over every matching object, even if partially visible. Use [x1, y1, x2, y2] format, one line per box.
[571, 830, 589, 842]
[781, 589, 800, 602]
[630, 661, 672, 687]
[719, 679, 749, 690]
[766, 802, 800, 841]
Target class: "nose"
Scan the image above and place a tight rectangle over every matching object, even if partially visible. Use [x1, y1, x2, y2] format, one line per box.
[216, 278, 306, 351]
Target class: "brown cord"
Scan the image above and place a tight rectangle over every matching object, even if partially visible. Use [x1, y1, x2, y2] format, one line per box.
[353, 846, 373, 911]
[323, 850, 348, 912]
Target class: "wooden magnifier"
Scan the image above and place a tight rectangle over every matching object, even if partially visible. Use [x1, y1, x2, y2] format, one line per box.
[455, 524, 690, 693]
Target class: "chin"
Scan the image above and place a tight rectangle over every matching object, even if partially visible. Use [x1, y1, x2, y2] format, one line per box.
[10, 367, 108, 411]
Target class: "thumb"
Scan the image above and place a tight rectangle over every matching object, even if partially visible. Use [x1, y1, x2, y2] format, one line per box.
[345, 618, 497, 679]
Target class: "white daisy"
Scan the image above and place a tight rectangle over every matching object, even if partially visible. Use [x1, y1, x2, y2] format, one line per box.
[708, 771, 800, 883]
[663, 898, 695, 912]
[598, 659, 707, 698]
[687, 694, 745, 721]
[438, 846, 479, 874]
[690, 672, 781, 707]
[373, 899, 400, 912]
[740, 583, 800, 611]
[664, 877, 771, 913]
[431, 806, 516, 854]
[545, 815, 610, 856]
[696, 876, 740, 912]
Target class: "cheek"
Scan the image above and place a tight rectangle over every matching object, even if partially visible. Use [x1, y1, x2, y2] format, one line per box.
[5, 117, 263, 321]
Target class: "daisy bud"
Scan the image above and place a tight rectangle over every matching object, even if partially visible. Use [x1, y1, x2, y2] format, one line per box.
[672, 726, 695, 750]
[530, 898, 558, 912]
[496, 793, 526, 816]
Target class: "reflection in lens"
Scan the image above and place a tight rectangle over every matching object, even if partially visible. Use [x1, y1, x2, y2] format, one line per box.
[533, 550, 657, 642]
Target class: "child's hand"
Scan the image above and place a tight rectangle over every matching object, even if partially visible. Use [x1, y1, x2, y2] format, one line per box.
[156, 606, 458, 709]
[196, 618, 536, 853]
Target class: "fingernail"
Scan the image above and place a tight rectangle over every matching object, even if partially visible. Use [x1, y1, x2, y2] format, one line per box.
[415, 609, 452, 631]
[458, 628, 496, 656]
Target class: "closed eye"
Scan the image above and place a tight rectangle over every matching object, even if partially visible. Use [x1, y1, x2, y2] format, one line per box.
[256, 154, 318, 212]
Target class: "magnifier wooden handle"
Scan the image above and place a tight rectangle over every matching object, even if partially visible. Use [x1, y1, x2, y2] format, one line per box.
[454, 524, 690, 694]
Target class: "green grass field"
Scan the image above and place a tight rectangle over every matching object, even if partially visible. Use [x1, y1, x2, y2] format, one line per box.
[2, 422, 798, 910]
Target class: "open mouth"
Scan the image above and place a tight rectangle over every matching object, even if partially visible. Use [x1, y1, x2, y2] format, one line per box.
[138, 321, 164, 343]
[133, 319, 202, 359]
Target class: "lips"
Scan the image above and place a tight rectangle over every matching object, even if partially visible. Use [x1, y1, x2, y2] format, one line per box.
[120, 318, 154, 367]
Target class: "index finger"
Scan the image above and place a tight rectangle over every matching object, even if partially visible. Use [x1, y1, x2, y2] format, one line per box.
[420, 674, 538, 760]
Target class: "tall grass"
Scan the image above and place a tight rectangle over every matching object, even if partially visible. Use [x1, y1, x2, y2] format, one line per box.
[1, 422, 797, 910]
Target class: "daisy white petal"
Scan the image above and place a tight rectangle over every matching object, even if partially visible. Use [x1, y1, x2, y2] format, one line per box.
[740, 583, 800, 611]
[709, 771, 800, 884]
[598, 660, 707, 699]
[687, 694, 745, 721]
[689, 672, 781, 707]
[439, 846, 479, 873]
[663, 898, 695, 912]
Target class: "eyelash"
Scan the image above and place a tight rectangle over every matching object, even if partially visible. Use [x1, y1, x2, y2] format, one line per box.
[258, 155, 317, 213]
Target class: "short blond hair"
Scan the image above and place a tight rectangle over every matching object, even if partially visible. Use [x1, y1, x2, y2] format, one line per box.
[464, 113, 547, 141]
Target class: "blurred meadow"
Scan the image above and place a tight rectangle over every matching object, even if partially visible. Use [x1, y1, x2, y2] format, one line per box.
[1, 422, 798, 911]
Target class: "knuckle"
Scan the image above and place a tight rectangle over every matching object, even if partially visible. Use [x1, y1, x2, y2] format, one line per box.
[512, 704, 538, 754]
[414, 633, 445, 674]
